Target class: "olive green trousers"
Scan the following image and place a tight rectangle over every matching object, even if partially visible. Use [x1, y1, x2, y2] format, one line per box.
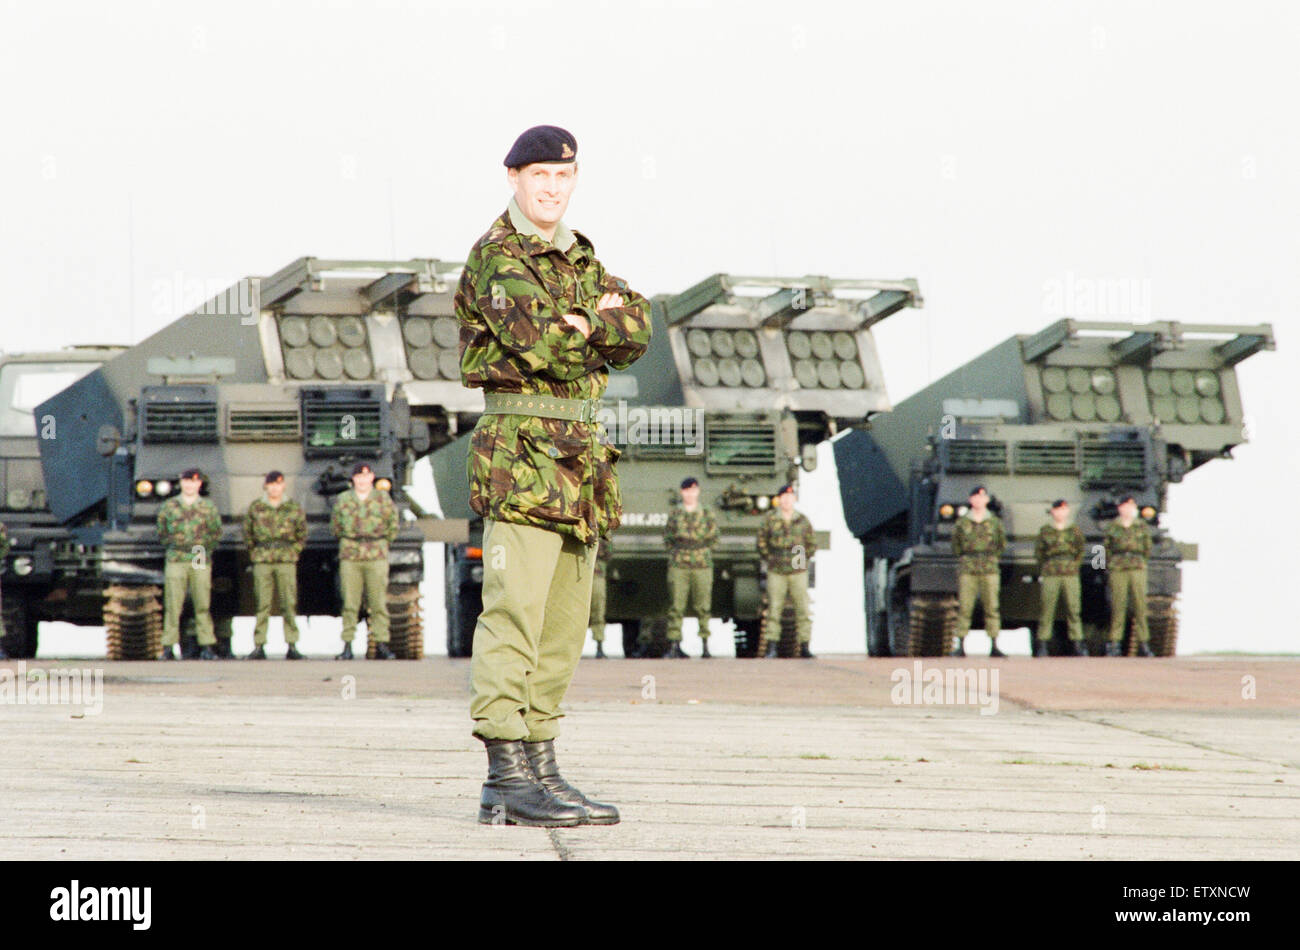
[666, 565, 713, 642]
[1108, 568, 1149, 642]
[955, 572, 1000, 640]
[470, 520, 597, 742]
[340, 559, 389, 643]
[1038, 575, 1082, 641]
[162, 561, 214, 647]
[762, 570, 811, 643]
[588, 573, 606, 643]
[252, 562, 301, 644]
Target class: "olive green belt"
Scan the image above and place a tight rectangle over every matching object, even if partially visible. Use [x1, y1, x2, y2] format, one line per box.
[482, 391, 600, 423]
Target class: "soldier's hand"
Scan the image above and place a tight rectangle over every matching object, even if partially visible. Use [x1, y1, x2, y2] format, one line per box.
[597, 292, 624, 311]
[561, 312, 592, 339]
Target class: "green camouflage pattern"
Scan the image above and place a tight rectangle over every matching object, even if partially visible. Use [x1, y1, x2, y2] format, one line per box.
[329, 488, 399, 561]
[756, 510, 817, 575]
[593, 535, 611, 578]
[0, 522, 9, 560]
[664, 507, 720, 569]
[457, 207, 652, 544]
[156, 496, 222, 564]
[1034, 523, 1085, 576]
[952, 513, 1006, 575]
[1104, 520, 1152, 571]
[243, 498, 308, 563]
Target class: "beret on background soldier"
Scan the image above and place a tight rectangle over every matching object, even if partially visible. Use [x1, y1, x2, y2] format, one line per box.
[680, 477, 699, 489]
[351, 462, 373, 476]
[265, 470, 284, 484]
[503, 125, 578, 168]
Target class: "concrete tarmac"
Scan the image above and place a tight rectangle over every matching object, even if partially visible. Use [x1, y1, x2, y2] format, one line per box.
[2, 655, 1296, 860]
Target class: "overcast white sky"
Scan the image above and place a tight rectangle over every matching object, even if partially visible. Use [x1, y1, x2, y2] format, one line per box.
[2, 1, 1295, 654]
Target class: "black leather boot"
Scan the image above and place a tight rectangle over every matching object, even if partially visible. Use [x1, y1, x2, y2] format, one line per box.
[764, 640, 778, 659]
[663, 642, 688, 659]
[1104, 641, 1122, 657]
[989, 641, 1006, 658]
[478, 739, 586, 827]
[595, 642, 606, 659]
[246, 645, 267, 660]
[286, 645, 304, 660]
[700, 640, 711, 659]
[799, 642, 815, 659]
[1135, 641, 1155, 657]
[335, 642, 354, 660]
[1071, 640, 1088, 657]
[198, 646, 218, 660]
[522, 740, 620, 825]
[159, 645, 176, 661]
[950, 639, 966, 658]
[373, 642, 395, 660]
[1033, 640, 1049, 658]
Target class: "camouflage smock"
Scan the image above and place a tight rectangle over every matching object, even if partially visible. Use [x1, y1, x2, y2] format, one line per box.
[156, 496, 222, 564]
[1104, 520, 1151, 571]
[1035, 523, 1085, 576]
[594, 535, 611, 578]
[664, 507, 720, 569]
[756, 510, 817, 575]
[0, 522, 9, 560]
[244, 498, 308, 564]
[456, 200, 652, 545]
[330, 488, 398, 561]
[952, 513, 1005, 575]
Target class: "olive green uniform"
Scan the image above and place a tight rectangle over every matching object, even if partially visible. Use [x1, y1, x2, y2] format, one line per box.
[157, 495, 223, 648]
[244, 497, 308, 645]
[756, 509, 817, 645]
[952, 513, 1006, 644]
[1105, 520, 1152, 643]
[587, 536, 610, 643]
[664, 506, 719, 643]
[330, 488, 398, 643]
[1035, 521, 1085, 642]
[458, 197, 651, 741]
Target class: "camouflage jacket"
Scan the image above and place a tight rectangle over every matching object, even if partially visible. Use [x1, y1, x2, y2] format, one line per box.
[0, 522, 9, 561]
[952, 513, 1005, 575]
[1035, 523, 1085, 576]
[329, 488, 398, 561]
[1105, 520, 1152, 571]
[457, 202, 652, 544]
[664, 506, 720, 569]
[594, 535, 611, 578]
[156, 496, 222, 564]
[243, 498, 308, 563]
[756, 510, 817, 575]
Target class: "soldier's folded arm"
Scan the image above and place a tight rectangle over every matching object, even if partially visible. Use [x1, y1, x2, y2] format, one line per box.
[471, 264, 604, 381]
[574, 266, 652, 370]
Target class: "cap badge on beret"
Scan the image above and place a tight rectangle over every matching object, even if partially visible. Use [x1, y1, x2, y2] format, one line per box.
[503, 125, 578, 168]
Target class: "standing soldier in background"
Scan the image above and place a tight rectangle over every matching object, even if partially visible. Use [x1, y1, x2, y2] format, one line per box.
[0, 521, 10, 659]
[1034, 499, 1086, 657]
[244, 471, 308, 660]
[662, 477, 719, 659]
[157, 468, 222, 661]
[756, 483, 817, 659]
[459, 124, 651, 826]
[587, 535, 611, 658]
[330, 462, 398, 661]
[951, 485, 1006, 658]
[1104, 494, 1154, 657]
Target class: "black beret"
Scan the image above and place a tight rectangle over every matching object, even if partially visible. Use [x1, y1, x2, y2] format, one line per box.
[351, 462, 374, 476]
[265, 470, 285, 484]
[969, 485, 988, 498]
[1117, 494, 1137, 506]
[1050, 498, 1068, 509]
[180, 468, 203, 480]
[777, 483, 796, 497]
[504, 125, 577, 169]
[680, 477, 700, 489]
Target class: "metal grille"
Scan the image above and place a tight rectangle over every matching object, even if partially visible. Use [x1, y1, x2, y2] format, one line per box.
[302, 397, 382, 457]
[143, 403, 218, 444]
[227, 405, 301, 442]
[705, 419, 777, 474]
[1013, 441, 1078, 474]
[945, 440, 1009, 473]
[1081, 441, 1146, 487]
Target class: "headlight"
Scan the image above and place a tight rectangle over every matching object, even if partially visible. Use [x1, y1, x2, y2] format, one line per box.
[957, 505, 969, 517]
[1140, 505, 1157, 521]
[155, 480, 173, 497]
[939, 503, 955, 519]
[756, 495, 770, 510]
[13, 556, 33, 576]
[376, 477, 392, 492]
[135, 480, 154, 498]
